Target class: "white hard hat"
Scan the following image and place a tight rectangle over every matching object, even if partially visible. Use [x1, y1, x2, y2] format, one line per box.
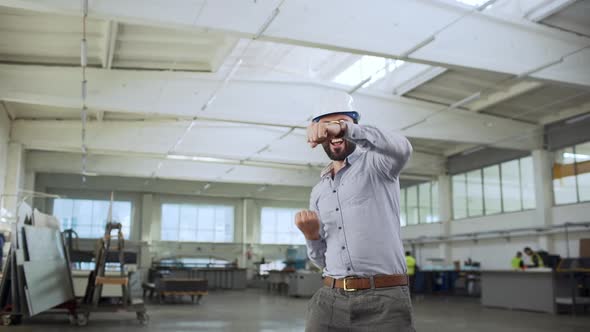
[312, 90, 360, 123]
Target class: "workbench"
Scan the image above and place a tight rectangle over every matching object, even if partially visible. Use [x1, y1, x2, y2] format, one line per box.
[481, 269, 556, 313]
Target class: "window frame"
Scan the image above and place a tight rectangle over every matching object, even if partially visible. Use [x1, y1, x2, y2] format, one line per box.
[553, 142, 590, 205]
[259, 206, 307, 245]
[401, 180, 440, 227]
[52, 198, 133, 239]
[452, 155, 536, 221]
[160, 203, 235, 243]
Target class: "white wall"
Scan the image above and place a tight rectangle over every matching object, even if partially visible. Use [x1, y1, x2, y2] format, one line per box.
[403, 203, 590, 270]
[30, 170, 590, 272]
[34, 173, 310, 273]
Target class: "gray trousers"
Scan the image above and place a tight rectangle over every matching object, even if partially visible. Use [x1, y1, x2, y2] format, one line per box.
[305, 285, 415, 331]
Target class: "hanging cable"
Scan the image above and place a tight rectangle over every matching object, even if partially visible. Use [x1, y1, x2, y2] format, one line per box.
[80, 0, 89, 183]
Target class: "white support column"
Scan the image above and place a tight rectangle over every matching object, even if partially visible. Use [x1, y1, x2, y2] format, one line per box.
[241, 198, 256, 270]
[438, 174, 452, 264]
[139, 193, 153, 269]
[140, 194, 153, 243]
[2, 143, 24, 222]
[532, 149, 555, 252]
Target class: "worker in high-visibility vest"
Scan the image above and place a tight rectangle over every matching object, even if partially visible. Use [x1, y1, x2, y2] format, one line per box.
[524, 247, 544, 268]
[511, 251, 524, 270]
[405, 251, 417, 292]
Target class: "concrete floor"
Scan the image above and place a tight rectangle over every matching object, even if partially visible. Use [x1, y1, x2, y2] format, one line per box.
[8, 289, 590, 332]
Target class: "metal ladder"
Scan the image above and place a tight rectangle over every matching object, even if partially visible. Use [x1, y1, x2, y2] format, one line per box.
[87, 222, 128, 307]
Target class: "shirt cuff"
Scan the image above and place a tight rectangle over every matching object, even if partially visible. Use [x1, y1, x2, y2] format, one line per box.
[306, 238, 324, 249]
[344, 122, 363, 141]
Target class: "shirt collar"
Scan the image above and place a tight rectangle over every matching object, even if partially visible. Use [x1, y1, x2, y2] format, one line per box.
[320, 147, 362, 178]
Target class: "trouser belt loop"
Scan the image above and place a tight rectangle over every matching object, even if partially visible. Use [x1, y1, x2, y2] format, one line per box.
[331, 278, 336, 289]
[369, 276, 375, 289]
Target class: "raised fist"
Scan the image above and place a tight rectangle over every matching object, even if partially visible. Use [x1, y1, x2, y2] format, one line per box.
[306, 121, 345, 148]
[295, 210, 321, 241]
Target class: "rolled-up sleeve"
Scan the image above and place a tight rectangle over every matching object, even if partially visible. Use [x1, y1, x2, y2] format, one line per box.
[305, 191, 327, 269]
[344, 123, 412, 180]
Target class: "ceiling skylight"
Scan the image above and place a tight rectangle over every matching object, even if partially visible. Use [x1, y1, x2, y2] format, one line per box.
[332, 55, 405, 88]
[455, 0, 490, 7]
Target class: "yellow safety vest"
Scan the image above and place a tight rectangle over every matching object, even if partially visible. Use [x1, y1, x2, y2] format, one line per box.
[406, 256, 416, 276]
[533, 253, 545, 268]
[511, 257, 522, 269]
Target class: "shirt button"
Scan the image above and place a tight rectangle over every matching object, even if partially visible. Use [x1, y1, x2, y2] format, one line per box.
[333, 190, 336, 193]
[347, 268, 351, 271]
[336, 208, 339, 211]
[341, 246, 345, 250]
[338, 226, 342, 230]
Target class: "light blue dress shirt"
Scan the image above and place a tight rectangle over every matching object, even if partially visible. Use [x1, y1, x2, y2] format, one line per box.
[306, 123, 413, 278]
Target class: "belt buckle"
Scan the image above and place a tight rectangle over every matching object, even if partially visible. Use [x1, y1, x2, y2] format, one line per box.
[343, 277, 357, 292]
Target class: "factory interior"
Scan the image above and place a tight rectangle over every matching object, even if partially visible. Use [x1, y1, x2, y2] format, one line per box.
[1, 0, 590, 331]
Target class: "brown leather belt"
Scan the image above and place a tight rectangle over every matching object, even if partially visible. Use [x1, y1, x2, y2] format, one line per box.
[323, 274, 408, 291]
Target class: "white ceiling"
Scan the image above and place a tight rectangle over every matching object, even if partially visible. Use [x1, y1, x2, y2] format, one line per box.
[1, 0, 589, 188]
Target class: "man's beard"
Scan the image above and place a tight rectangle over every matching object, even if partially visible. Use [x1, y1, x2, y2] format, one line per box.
[322, 139, 357, 161]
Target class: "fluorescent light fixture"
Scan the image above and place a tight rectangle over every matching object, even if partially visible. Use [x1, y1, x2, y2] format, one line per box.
[518, 58, 563, 78]
[256, 145, 270, 154]
[449, 92, 481, 109]
[455, 0, 491, 7]
[563, 152, 590, 161]
[257, 185, 268, 192]
[348, 76, 373, 94]
[203, 183, 211, 190]
[400, 119, 427, 131]
[565, 113, 590, 124]
[461, 146, 486, 156]
[201, 95, 217, 111]
[400, 36, 435, 58]
[167, 154, 233, 164]
[80, 39, 88, 67]
[82, 171, 98, 176]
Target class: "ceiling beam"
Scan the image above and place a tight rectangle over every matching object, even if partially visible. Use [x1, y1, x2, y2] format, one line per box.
[539, 101, 590, 125]
[26, 150, 320, 187]
[0, 64, 540, 150]
[2, 0, 588, 87]
[524, 0, 578, 22]
[392, 66, 447, 96]
[12, 119, 446, 176]
[468, 81, 544, 112]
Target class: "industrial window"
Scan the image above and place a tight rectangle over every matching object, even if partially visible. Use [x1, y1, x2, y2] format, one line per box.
[483, 165, 502, 215]
[452, 156, 535, 219]
[553, 141, 590, 205]
[501, 160, 521, 212]
[467, 170, 484, 217]
[160, 204, 234, 242]
[400, 181, 439, 227]
[260, 207, 305, 245]
[53, 198, 132, 239]
[452, 174, 468, 219]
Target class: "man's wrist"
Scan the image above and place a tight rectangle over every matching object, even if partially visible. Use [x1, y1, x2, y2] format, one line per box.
[339, 121, 347, 136]
[305, 234, 320, 241]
